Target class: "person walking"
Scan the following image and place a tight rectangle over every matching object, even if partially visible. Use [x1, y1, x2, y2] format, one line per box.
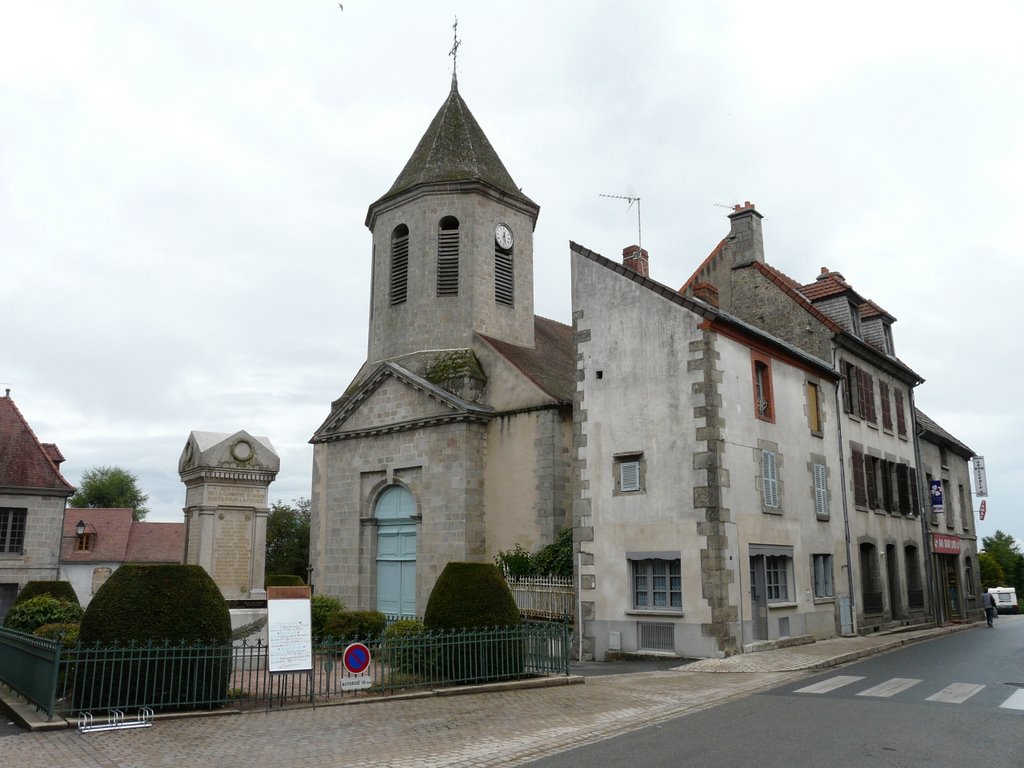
[982, 590, 997, 627]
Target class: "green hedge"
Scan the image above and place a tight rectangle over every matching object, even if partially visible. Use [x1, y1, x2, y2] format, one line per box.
[322, 610, 388, 641]
[76, 564, 231, 712]
[14, 580, 80, 607]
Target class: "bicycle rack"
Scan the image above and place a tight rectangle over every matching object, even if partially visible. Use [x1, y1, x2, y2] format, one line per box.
[78, 707, 154, 733]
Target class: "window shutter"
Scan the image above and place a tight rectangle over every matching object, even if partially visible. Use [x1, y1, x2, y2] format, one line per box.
[851, 448, 867, 507]
[894, 389, 907, 436]
[813, 464, 828, 517]
[620, 460, 640, 492]
[762, 450, 779, 508]
[865, 456, 878, 509]
[909, 468, 920, 517]
[390, 228, 409, 306]
[896, 464, 911, 515]
[879, 381, 892, 430]
[495, 248, 514, 306]
[436, 227, 459, 296]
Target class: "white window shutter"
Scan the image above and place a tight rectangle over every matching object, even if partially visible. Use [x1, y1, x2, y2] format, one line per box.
[814, 464, 828, 517]
[762, 450, 779, 508]
[620, 460, 640, 492]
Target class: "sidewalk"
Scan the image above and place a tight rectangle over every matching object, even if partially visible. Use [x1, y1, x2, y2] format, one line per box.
[0, 623, 975, 768]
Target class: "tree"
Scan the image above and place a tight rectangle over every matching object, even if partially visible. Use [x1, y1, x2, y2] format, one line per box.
[978, 551, 1005, 589]
[265, 497, 310, 581]
[982, 530, 1024, 592]
[69, 465, 150, 521]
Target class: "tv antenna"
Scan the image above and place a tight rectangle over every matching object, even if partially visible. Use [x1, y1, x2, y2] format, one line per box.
[599, 190, 642, 250]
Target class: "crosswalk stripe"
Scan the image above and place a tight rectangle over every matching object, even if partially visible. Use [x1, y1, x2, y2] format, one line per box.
[926, 683, 985, 704]
[856, 678, 922, 698]
[795, 676, 865, 694]
[1000, 690, 1024, 711]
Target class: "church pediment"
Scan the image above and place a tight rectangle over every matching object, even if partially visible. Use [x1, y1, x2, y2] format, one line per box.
[312, 362, 494, 442]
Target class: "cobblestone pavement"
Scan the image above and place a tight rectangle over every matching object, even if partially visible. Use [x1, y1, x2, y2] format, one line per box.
[0, 625, 971, 768]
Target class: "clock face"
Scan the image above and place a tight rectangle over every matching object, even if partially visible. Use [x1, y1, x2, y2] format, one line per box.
[495, 223, 514, 250]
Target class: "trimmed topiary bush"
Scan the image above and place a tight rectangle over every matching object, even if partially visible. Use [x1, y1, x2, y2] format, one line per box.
[13, 580, 80, 607]
[311, 594, 345, 640]
[34, 622, 81, 646]
[4, 595, 83, 633]
[424, 562, 521, 629]
[76, 564, 232, 712]
[321, 610, 388, 641]
[424, 562, 523, 683]
[265, 574, 305, 587]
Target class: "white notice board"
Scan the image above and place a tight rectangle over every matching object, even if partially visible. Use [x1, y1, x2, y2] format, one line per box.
[267, 586, 312, 673]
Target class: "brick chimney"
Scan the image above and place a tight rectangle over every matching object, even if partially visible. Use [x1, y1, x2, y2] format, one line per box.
[692, 281, 719, 307]
[727, 201, 764, 267]
[622, 245, 649, 277]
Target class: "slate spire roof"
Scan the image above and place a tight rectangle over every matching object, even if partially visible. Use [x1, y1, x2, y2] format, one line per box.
[0, 392, 74, 493]
[370, 79, 536, 211]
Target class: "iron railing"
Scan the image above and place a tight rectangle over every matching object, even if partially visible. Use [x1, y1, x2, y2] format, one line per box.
[0, 621, 570, 719]
[907, 588, 925, 610]
[503, 572, 575, 620]
[862, 591, 884, 615]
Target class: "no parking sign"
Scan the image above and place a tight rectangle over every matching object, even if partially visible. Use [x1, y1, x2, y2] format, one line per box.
[341, 642, 372, 690]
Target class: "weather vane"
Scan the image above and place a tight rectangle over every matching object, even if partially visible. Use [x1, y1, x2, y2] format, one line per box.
[449, 16, 461, 85]
[600, 190, 643, 251]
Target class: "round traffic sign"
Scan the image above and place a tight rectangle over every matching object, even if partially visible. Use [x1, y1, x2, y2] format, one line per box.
[342, 642, 371, 674]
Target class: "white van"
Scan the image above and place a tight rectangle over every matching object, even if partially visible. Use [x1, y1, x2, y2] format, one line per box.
[989, 587, 1019, 614]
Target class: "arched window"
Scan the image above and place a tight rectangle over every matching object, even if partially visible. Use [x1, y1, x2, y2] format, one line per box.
[390, 224, 409, 306]
[437, 216, 459, 296]
[375, 485, 417, 617]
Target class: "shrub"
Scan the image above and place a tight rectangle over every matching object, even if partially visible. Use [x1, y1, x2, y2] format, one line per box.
[532, 527, 574, 579]
[322, 610, 388, 641]
[265, 575, 305, 587]
[13, 580, 80, 607]
[3, 595, 83, 633]
[424, 562, 521, 630]
[76, 564, 231, 712]
[382, 619, 430, 676]
[494, 543, 534, 578]
[34, 622, 81, 646]
[424, 562, 523, 683]
[311, 594, 345, 640]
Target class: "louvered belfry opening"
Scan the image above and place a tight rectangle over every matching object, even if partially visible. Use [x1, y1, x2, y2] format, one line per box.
[436, 216, 459, 297]
[390, 224, 409, 306]
[494, 242, 513, 306]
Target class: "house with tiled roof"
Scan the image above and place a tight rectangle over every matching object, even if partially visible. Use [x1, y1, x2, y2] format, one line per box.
[679, 203, 982, 631]
[58, 508, 185, 606]
[571, 241, 846, 659]
[0, 390, 75, 622]
[308, 76, 573, 617]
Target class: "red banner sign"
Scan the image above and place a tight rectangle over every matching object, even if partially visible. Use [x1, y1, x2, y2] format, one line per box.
[979, 500, 987, 520]
[932, 533, 961, 554]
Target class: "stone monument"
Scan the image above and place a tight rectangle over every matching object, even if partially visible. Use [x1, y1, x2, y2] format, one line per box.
[178, 430, 279, 607]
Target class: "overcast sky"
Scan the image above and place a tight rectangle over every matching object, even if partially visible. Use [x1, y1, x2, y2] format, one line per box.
[3, 2, 1021, 547]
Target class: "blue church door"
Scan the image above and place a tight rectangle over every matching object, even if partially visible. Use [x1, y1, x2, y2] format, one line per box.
[375, 486, 417, 617]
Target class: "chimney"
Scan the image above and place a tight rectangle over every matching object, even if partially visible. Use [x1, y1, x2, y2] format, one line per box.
[727, 201, 764, 267]
[817, 266, 846, 283]
[692, 281, 719, 307]
[622, 245, 649, 277]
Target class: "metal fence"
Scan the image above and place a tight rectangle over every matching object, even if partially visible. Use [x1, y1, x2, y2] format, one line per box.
[504, 573, 575, 620]
[0, 621, 570, 719]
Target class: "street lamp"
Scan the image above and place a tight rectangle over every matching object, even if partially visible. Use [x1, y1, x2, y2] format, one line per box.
[75, 520, 86, 537]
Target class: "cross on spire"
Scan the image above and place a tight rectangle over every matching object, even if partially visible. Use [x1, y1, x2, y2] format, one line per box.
[449, 16, 461, 88]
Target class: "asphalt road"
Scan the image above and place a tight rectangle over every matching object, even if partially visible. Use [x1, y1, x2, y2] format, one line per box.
[525, 616, 1024, 768]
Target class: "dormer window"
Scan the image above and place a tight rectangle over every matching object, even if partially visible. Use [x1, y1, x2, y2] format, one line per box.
[883, 324, 895, 355]
[849, 301, 862, 337]
[76, 533, 92, 552]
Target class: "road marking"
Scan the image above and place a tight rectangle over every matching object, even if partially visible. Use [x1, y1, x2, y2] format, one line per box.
[794, 676, 865, 694]
[856, 678, 922, 698]
[1000, 690, 1024, 711]
[925, 683, 985, 704]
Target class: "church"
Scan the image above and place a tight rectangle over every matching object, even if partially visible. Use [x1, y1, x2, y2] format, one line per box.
[308, 75, 574, 616]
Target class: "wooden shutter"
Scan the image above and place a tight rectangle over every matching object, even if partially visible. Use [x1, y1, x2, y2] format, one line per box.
[879, 381, 892, 430]
[896, 464, 911, 515]
[436, 227, 459, 296]
[865, 456, 878, 509]
[620, 460, 640, 492]
[894, 389, 907, 436]
[390, 228, 409, 306]
[762, 450, 779, 508]
[813, 464, 828, 517]
[851, 447, 867, 507]
[495, 248, 514, 306]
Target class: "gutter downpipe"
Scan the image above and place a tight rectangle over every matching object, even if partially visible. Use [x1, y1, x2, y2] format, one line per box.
[909, 387, 939, 626]
[834, 348, 857, 634]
